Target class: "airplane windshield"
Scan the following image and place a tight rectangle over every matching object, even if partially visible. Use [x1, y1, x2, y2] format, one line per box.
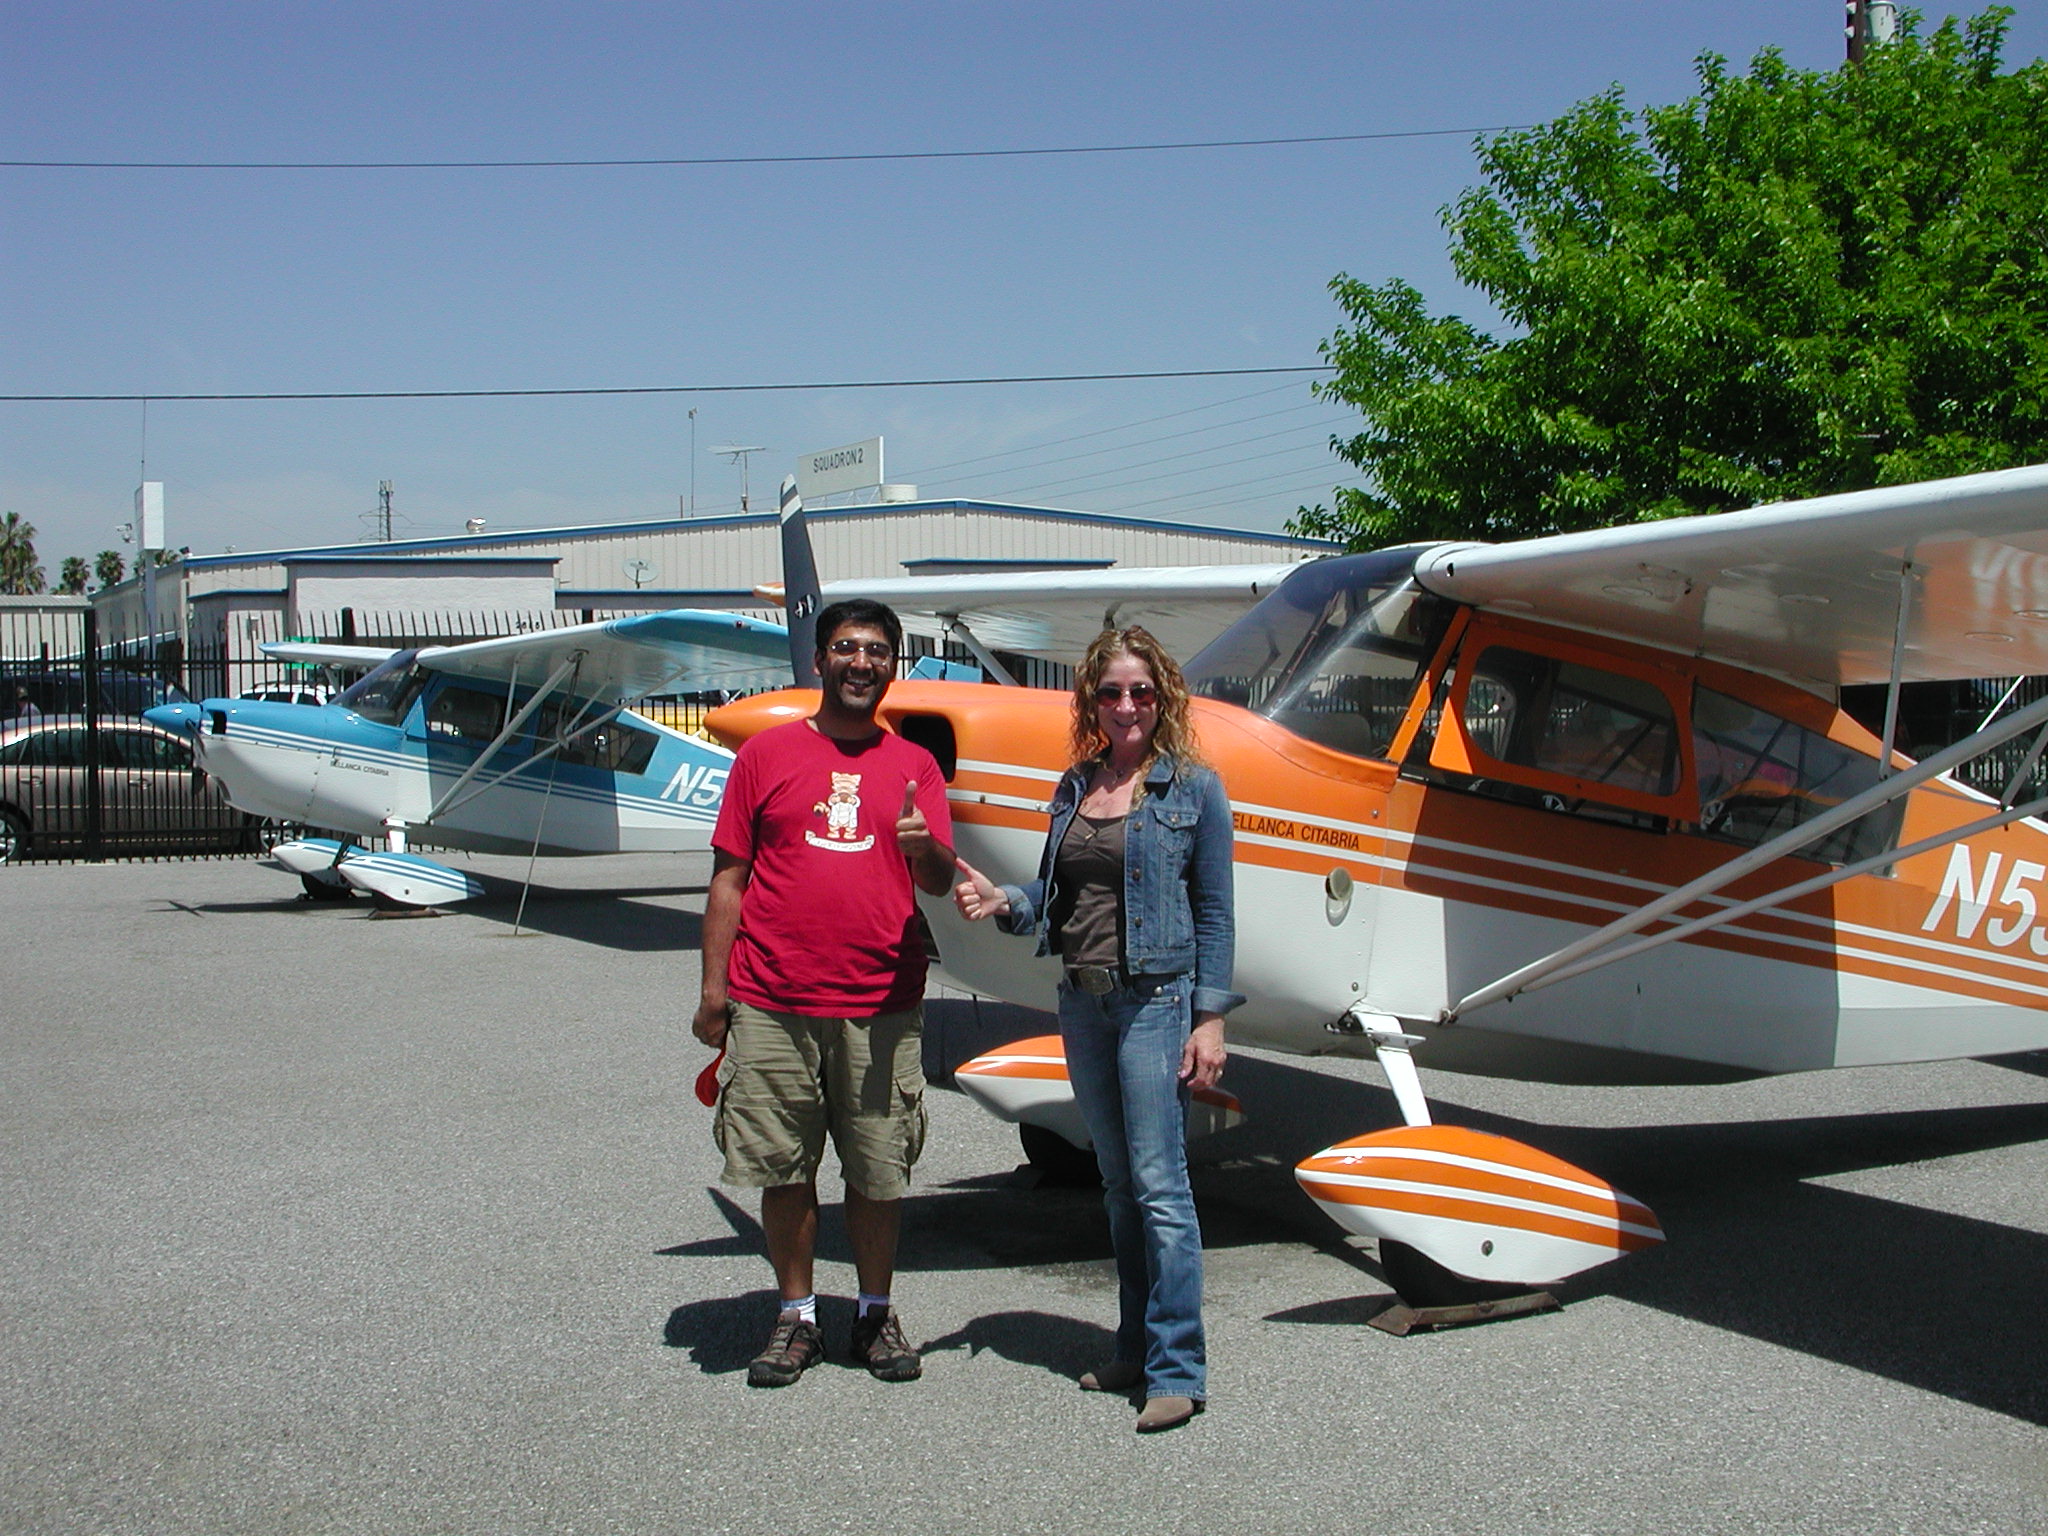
[1185, 549, 1452, 761]
[335, 650, 425, 725]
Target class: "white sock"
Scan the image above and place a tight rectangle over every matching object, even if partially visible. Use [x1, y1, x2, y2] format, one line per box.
[779, 1294, 817, 1324]
[856, 1291, 890, 1317]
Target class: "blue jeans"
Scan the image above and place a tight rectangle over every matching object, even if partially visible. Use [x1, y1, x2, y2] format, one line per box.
[1059, 974, 1205, 1400]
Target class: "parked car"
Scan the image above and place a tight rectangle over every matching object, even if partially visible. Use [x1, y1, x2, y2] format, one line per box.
[0, 713, 262, 862]
[238, 683, 331, 707]
[1, 666, 192, 721]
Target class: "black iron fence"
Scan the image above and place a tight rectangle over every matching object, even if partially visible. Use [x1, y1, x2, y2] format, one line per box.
[3, 601, 1065, 867]
[1, 605, 254, 865]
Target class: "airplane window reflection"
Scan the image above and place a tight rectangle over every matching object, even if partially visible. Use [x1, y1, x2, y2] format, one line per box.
[1185, 551, 1451, 761]
[1693, 688, 1901, 865]
[425, 685, 510, 744]
[1466, 648, 1679, 798]
[533, 702, 658, 774]
[336, 651, 426, 726]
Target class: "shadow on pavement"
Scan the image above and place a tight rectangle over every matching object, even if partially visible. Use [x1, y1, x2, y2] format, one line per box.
[919, 1310, 1118, 1380]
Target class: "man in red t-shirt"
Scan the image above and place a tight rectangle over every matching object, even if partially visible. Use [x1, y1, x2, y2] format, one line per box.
[693, 599, 956, 1387]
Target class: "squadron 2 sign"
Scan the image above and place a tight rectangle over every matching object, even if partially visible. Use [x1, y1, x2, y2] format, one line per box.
[796, 437, 883, 501]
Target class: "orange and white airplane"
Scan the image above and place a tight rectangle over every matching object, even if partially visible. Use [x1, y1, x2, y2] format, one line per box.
[711, 463, 2048, 1307]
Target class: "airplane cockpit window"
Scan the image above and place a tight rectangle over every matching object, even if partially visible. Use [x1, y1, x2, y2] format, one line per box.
[1466, 648, 1680, 798]
[336, 651, 426, 726]
[1185, 549, 1451, 761]
[1692, 687, 1902, 865]
[423, 684, 509, 745]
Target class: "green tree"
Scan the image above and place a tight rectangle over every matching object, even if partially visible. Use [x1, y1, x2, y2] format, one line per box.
[1297, 8, 2048, 548]
[58, 556, 90, 595]
[94, 549, 125, 589]
[0, 511, 47, 594]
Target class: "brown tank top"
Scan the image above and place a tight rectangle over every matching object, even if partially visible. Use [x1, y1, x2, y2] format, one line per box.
[1052, 812, 1126, 969]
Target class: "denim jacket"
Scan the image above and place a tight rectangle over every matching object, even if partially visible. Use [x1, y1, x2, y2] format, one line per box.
[997, 752, 1244, 1018]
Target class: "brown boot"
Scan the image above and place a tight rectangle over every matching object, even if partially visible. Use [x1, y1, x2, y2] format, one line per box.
[1079, 1360, 1143, 1393]
[1135, 1395, 1203, 1433]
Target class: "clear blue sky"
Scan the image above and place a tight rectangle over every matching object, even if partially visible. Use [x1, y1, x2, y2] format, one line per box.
[5, 2, 2045, 571]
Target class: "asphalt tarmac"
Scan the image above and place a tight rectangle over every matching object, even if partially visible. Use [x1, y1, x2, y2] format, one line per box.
[4, 850, 2047, 1535]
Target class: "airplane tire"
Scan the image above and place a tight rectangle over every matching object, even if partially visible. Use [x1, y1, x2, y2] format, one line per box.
[299, 873, 355, 902]
[1379, 1238, 1530, 1310]
[1019, 1123, 1101, 1187]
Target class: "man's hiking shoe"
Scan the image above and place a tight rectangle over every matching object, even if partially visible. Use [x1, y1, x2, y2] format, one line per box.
[747, 1313, 824, 1387]
[849, 1307, 922, 1381]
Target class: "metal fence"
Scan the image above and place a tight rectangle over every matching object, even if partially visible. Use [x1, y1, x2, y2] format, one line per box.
[3, 601, 1066, 867]
[2, 605, 254, 865]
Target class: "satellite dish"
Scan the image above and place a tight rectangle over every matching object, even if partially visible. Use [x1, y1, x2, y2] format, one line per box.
[623, 558, 656, 589]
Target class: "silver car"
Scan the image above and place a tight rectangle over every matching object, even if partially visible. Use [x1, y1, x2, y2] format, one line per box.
[0, 714, 259, 863]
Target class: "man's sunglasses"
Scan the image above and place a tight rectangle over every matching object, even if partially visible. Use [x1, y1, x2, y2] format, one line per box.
[825, 639, 896, 661]
[1093, 682, 1158, 706]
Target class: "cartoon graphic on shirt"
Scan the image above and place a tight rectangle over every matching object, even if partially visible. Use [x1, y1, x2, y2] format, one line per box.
[807, 771, 876, 852]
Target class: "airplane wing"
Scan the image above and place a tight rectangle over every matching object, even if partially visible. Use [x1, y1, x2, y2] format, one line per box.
[262, 642, 402, 671]
[1413, 462, 2048, 688]
[268, 610, 789, 704]
[784, 563, 1307, 665]
[412, 609, 792, 702]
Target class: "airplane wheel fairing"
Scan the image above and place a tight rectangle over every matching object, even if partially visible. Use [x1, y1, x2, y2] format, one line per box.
[0, 807, 27, 864]
[1379, 1239, 1528, 1309]
[1020, 1122, 1101, 1186]
[1295, 1125, 1663, 1287]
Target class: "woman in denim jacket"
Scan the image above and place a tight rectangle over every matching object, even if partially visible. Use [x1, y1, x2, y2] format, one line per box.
[955, 627, 1241, 1433]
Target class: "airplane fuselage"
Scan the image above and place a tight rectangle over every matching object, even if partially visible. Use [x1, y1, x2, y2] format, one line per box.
[712, 609, 2048, 1085]
[172, 675, 733, 857]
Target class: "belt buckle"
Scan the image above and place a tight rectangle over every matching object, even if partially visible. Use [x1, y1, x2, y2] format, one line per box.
[1073, 965, 1116, 995]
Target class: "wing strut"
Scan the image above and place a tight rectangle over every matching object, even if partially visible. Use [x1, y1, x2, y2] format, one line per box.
[941, 618, 1019, 686]
[424, 655, 582, 822]
[1443, 686, 2048, 1023]
[1876, 556, 1919, 780]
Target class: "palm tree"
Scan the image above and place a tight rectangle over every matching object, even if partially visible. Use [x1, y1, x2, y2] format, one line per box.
[94, 549, 125, 589]
[59, 556, 90, 595]
[0, 511, 47, 595]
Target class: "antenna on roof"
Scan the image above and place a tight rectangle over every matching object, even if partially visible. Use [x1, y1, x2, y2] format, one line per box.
[708, 444, 769, 513]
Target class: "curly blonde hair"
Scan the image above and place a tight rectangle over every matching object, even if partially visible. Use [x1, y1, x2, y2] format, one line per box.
[1067, 626, 1203, 781]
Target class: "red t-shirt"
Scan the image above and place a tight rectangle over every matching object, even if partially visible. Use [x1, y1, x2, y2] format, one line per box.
[713, 718, 953, 1017]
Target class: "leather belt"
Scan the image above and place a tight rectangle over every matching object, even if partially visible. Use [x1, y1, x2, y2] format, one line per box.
[1067, 965, 1119, 995]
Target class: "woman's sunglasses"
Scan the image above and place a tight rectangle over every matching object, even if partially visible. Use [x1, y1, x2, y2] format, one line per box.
[1093, 682, 1158, 706]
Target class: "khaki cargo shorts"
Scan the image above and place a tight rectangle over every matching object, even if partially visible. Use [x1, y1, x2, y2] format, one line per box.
[713, 1000, 928, 1200]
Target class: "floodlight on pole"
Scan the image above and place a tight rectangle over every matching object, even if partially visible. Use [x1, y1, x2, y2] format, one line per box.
[709, 444, 769, 512]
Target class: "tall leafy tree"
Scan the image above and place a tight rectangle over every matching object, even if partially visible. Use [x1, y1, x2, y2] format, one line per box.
[58, 556, 90, 595]
[0, 511, 47, 594]
[1297, 8, 2048, 547]
[94, 549, 125, 589]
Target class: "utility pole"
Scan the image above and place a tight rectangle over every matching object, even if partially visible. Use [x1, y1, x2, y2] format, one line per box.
[378, 480, 394, 542]
[688, 407, 698, 517]
[1846, 0, 1898, 65]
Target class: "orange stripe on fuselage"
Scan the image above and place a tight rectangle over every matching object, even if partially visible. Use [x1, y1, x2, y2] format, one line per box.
[717, 681, 2048, 1015]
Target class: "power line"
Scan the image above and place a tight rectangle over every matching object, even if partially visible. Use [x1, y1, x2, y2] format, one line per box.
[1004, 438, 1341, 503]
[917, 401, 1337, 495]
[2, 125, 1530, 172]
[917, 376, 1302, 475]
[1, 365, 1331, 404]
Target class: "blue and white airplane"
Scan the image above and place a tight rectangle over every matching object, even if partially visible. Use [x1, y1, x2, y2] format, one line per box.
[146, 607, 792, 906]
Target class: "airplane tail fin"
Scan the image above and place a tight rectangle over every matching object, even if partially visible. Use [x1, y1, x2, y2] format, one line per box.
[779, 475, 822, 686]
